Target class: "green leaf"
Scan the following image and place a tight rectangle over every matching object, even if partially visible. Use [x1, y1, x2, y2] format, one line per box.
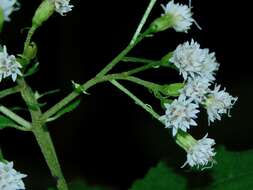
[131, 147, 253, 190]
[48, 180, 112, 190]
[130, 162, 187, 190]
[0, 114, 18, 129]
[24, 62, 40, 77]
[47, 99, 81, 122]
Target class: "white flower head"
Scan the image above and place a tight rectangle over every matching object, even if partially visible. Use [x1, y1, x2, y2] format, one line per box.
[181, 77, 211, 103]
[182, 134, 216, 169]
[0, 45, 22, 82]
[0, 0, 20, 21]
[170, 40, 219, 81]
[54, 0, 74, 16]
[205, 85, 238, 124]
[160, 95, 199, 136]
[0, 161, 27, 190]
[161, 1, 194, 33]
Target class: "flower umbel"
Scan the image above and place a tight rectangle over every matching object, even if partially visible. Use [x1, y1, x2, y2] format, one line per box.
[54, 0, 74, 16]
[205, 85, 238, 124]
[170, 40, 219, 81]
[0, 161, 27, 190]
[0, 45, 22, 82]
[161, 1, 194, 33]
[182, 134, 216, 169]
[0, 0, 20, 21]
[160, 95, 199, 136]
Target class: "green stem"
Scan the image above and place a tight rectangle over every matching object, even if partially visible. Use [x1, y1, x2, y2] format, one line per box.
[96, 0, 157, 77]
[130, 0, 158, 45]
[17, 78, 69, 190]
[122, 56, 158, 64]
[110, 80, 161, 120]
[0, 86, 21, 99]
[23, 26, 37, 57]
[123, 76, 161, 90]
[0, 105, 31, 129]
[124, 61, 160, 75]
[33, 127, 68, 190]
[42, 73, 161, 121]
[95, 31, 148, 78]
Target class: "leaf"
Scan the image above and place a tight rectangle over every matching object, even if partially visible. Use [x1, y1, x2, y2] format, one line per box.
[130, 162, 187, 190]
[0, 115, 18, 129]
[47, 99, 81, 122]
[24, 62, 40, 77]
[131, 147, 253, 190]
[34, 89, 60, 100]
[48, 180, 112, 190]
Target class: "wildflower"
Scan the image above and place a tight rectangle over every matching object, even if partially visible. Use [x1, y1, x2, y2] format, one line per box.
[204, 85, 238, 124]
[160, 95, 199, 136]
[0, 161, 27, 190]
[181, 77, 211, 103]
[170, 40, 219, 81]
[0, 45, 22, 82]
[54, 0, 74, 16]
[181, 134, 216, 169]
[161, 1, 194, 32]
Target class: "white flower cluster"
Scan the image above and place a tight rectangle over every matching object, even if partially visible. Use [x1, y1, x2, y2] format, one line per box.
[160, 38, 237, 168]
[0, 161, 27, 190]
[54, 0, 74, 16]
[0, 0, 20, 21]
[0, 45, 22, 82]
[161, 1, 194, 33]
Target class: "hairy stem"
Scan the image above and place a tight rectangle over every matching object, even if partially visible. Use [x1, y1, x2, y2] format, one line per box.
[17, 78, 69, 190]
[33, 127, 68, 190]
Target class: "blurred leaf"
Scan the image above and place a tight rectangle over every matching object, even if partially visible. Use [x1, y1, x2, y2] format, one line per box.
[0, 7, 4, 32]
[0, 115, 18, 129]
[130, 162, 186, 190]
[46, 99, 81, 122]
[131, 147, 253, 190]
[48, 180, 112, 190]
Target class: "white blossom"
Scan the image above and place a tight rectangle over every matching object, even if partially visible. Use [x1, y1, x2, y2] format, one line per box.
[160, 95, 199, 136]
[0, 161, 27, 190]
[181, 77, 211, 103]
[0, 0, 20, 21]
[0, 45, 22, 82]
[205, 85, 238, 124]
[182, 134, 216, 169]
[170, 40, 219, 81]
[54, 0, 74, 16]
[161, 1, 194, 32]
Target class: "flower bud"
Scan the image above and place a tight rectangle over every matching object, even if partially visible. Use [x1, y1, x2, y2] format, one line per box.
[23, 42, 37, 60]
[148, 14, 173, 33]
[161, 83, 184, 97]
[32, 0, 55, 28]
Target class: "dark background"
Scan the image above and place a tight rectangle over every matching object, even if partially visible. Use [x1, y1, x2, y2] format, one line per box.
[0, 0, 250, 189]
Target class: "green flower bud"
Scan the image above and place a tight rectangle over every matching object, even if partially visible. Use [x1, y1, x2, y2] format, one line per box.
[32, 0, 55, 28]
[23, 42, 37, 60]
[161, 83, 184, 97]
[148, 14, 173, 33]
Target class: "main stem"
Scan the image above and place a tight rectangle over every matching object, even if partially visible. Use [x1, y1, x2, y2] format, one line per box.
[17, 78, 68, 190]
[33, 127, 68, 190]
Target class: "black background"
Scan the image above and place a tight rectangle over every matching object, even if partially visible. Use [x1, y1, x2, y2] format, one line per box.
[0, 0, 250, 189]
